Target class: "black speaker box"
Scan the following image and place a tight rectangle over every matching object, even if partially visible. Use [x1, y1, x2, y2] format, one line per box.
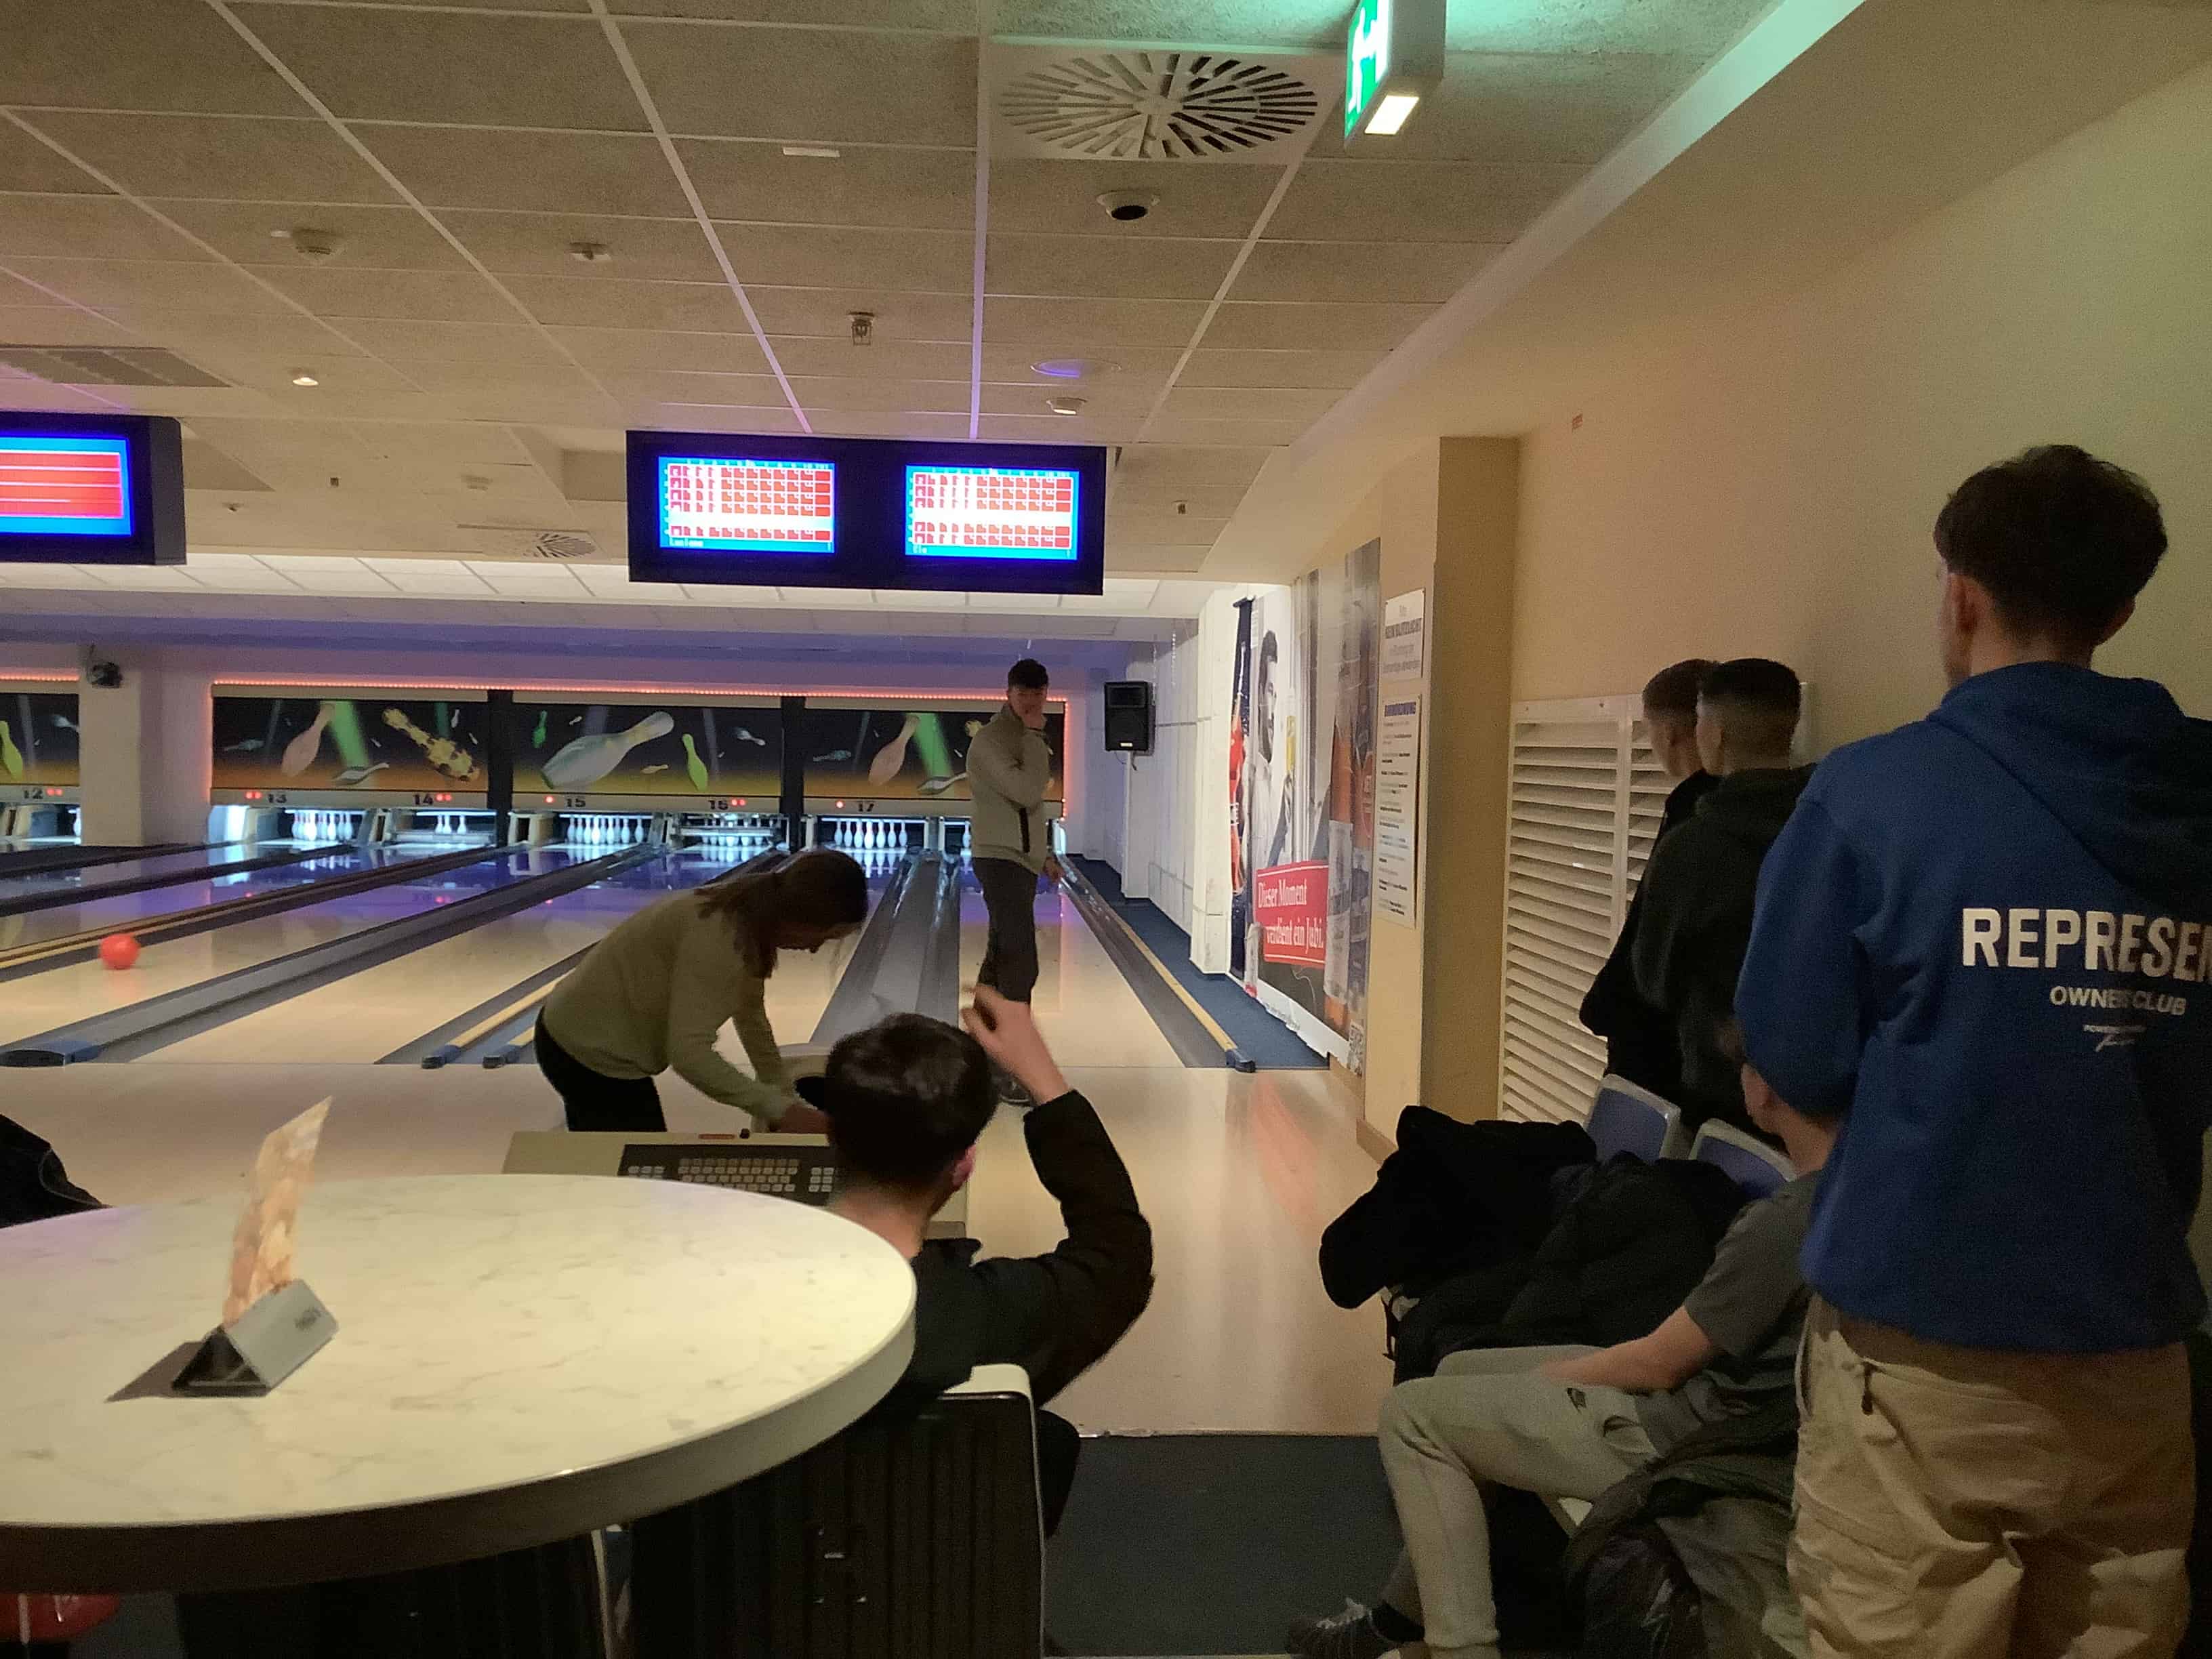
[1102, 680, 1153, 754]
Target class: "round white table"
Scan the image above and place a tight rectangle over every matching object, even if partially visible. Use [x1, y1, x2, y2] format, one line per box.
[0, 1175, 916, 1593]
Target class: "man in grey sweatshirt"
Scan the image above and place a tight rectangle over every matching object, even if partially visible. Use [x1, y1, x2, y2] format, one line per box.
[967, 660, 1062, 1100]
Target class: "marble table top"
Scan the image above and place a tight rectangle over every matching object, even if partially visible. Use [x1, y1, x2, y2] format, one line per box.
[0, 1174, 916, 1593]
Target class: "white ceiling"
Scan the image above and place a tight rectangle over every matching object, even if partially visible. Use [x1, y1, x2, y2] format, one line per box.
[0, 0, 1771, 609]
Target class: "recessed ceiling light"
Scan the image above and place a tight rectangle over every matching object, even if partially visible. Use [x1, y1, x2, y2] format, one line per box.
[1032, 358, 1116, 381]
[289, 369, 320, 387]
[1046, 395, 1087, 416]
[782, 144, 842, 159]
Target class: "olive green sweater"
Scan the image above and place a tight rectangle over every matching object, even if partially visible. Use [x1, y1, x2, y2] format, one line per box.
[539, 892, 795, 1124]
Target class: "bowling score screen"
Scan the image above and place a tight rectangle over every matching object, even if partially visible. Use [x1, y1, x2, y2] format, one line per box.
[904, 465, 1078, 562]
[659, 455, 834, 553]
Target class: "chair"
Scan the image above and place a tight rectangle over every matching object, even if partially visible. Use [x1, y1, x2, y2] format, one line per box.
[629, 1365, 1043, 1658]
[1586, 1075, 1689, 1163]
[1689, 1120, 1796, 1199]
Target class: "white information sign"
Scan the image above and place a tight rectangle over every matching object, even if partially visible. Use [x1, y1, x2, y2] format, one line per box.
[1376, 694, 1422, 924]
[1382, 589, 1426, 681]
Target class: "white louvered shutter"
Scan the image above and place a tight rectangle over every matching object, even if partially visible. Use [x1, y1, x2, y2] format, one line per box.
[1499, 695, 1644, 1126]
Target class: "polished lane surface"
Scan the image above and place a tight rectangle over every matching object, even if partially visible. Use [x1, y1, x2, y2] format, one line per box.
[0, 845, 435, 955]
[0, 847, 584, 1047]
[0, 842, 269, 907]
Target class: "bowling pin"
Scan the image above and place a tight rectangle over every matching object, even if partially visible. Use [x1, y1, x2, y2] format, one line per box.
[867, 713, 921, 787]
[281, 702, 335, 779]
[544, 712, 675, 790]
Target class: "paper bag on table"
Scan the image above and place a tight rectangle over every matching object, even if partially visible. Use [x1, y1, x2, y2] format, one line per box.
[223, 1099, 330, 1327]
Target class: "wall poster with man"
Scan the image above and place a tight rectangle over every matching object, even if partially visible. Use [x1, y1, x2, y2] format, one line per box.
[1231, 539, 1380, 1067]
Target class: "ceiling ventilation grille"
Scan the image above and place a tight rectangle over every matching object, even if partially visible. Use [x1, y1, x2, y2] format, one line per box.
[0, 345, 228, 388]
[991, 48, 1332, 163]
[455, 525, 602, 562]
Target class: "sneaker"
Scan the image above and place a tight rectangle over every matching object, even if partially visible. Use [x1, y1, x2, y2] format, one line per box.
[1287, 1600, 1400, 1659]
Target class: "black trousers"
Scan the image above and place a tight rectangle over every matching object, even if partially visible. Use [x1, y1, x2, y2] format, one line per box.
[973, 857, 1041, 1004]
[536, 1014, 666, 1132]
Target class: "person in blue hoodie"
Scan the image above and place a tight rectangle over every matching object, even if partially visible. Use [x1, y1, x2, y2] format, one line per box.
[1737, 445, 2211, 1658]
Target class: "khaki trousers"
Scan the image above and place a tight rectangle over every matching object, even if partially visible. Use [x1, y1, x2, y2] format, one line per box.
[1791, 1299, 2193, 1659]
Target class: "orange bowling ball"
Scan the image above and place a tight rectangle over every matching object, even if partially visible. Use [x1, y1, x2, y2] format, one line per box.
[98, 933, 140, 970]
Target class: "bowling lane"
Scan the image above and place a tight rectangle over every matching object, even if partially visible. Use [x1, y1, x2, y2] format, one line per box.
[956, 868, 1183, 1068]
[0, 842, 262, 907]
[0, 847, 583, 1047]
[160, 851, 901, 1067]
[0, 845, 436, 956]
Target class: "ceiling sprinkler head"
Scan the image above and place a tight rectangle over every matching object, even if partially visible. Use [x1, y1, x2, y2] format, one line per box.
[1097, 190, 1158, 223]
[1046, 395, 1087, 416]
[849, 311, 875, 346]
[567, 240, 613, 264]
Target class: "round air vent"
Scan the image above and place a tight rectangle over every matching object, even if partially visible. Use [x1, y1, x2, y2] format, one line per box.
[530, 531, 596, 560]
[998, 51, 1322, 162]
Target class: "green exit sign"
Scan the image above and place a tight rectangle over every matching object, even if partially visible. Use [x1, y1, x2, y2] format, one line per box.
[1344, 0, 1444, 144]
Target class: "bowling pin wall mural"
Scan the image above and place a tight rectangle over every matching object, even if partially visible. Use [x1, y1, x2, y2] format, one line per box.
[0, 689, 81, 787]
[800, 705, 1065, 802]
[510, 703, 781, 799]
[212, 696, 480, 794]
[1228, 538, 1380, 1070]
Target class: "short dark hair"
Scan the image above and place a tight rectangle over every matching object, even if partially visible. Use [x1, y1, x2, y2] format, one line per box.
[1642, 659, 1715, 721]
[1698, 658, 1801, 758]
[819, 1015, 995, 1192]
[1008, 658, 1050, 691]
[1934, 445, 2166, 648]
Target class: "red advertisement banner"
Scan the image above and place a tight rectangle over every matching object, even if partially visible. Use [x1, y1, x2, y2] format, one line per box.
[1254, 861, 1329, 970]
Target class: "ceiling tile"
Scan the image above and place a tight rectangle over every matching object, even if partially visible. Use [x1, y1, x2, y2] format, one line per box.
[0, 304, 154, 348]
[1303, 52, 1702, 166]
[0, 197, 213, 262]
[1200, 300, 1434, 352]
[1158, 384, 1344, 423]
[150, 201, 473, 272]
[783, 376, 970, 413]
[977, 342, 1185, 382]
[992, 0, 1767, 54]
[365, 127, 691, 216]
[769, 336, 970, 380]
[621, 403, 802, 434]
[1113, 443, 1272, 489]
[550, 325, 771, 373]
[1103, 543, 1214, 574]
[384, 356, 605, 394]
[0, 125, 107, 194]
[622, 24, 977, 146]
[985, 233, 1238, 301]
[978, 377, 1161, 416]
[0, 0, 303, 116]
[977, 413, 1145, 444]
[987, 160, 1281, 239]
[1236, 239, 1501, 304]
[0, 270, 61, 309]
[232, 5, 647, 131]
[20, 112, 401, 205]
[337, 319, 570, 365]
[749, 287, 973, 342]
[442, 212, 718, 282]
[598, 369, 788, 405]
[1267, 159, 1586, 243]
[1108, 511, 1231, 544]
[713, 224, 973, 294]
[95, 307, 368, 356]
[1176, 346, 1385, 388]
[250, 266, 520, 323]
[1, 257, 297, 315]
[181, 350, 427, 398]
[985, 295, 1206, 350]
[808, 411, 971, 440]
[676, 140, 975, 230]
[614, 0, 970, 20]
[503, 274, 750, 332]
[428, 387, 619, 424]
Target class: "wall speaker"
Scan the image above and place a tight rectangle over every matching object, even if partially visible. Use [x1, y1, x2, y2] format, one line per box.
[1102, 680, 1153, 754]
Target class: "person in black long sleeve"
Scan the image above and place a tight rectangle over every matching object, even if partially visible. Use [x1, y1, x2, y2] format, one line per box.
[808, 987, 1153, 1531]
[1579, 659, 1719, 1099]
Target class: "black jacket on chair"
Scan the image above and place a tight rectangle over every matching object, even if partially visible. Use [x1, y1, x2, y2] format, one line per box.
[1319, 1107, 1596, 1310]
[1580, 771, 1719, 1101]
[0, 1113, 99, 1229]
